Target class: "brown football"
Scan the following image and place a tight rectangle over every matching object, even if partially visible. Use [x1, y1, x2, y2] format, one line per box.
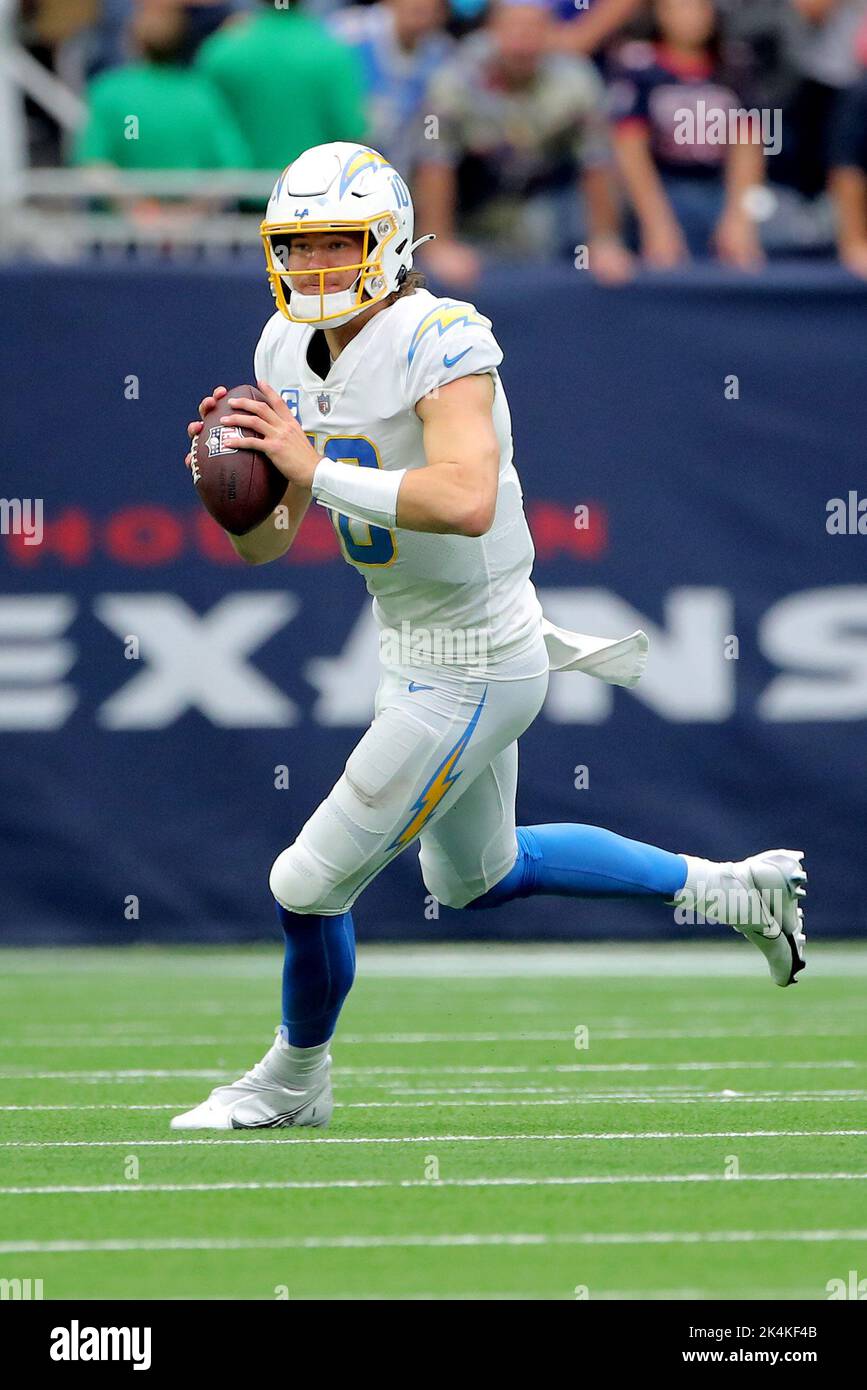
[191, 385, 286, 536]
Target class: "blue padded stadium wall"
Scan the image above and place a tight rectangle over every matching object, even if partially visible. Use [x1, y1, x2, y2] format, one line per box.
[2, 262, 866, 943]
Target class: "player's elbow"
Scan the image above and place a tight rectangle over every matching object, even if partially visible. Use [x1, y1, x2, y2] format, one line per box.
[433, 456, 497, 536]
[229, 538, 266, 565]
[457, 475, 497, 537]
[229, 535, 287, 565]
[459, 499, 496, 538]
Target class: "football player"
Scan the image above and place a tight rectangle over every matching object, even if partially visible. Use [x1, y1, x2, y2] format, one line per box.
[174, 143, 806, 1131]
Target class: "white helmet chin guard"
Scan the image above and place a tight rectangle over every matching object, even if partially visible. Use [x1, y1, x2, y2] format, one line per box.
[261, 143, 434, 328]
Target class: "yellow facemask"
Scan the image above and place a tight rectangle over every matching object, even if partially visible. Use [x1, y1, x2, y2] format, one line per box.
[260, 215, 400, 324]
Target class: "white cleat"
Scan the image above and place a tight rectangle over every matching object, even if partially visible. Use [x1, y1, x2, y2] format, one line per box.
[675, 848, 807, 987]
[170, 1034, 333, 1131]
[731, 848, 807, 987]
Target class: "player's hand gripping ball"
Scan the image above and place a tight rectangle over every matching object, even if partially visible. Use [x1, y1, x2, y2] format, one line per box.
[188, 384, 286, 535]
[188, 381, 324, 534]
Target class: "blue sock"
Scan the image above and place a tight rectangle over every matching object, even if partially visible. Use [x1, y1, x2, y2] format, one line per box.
[275, 902, 356, 1046]
[466, 824, 687, 909]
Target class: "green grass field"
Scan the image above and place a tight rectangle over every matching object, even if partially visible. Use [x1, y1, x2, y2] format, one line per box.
[1, 942, 866, 1301]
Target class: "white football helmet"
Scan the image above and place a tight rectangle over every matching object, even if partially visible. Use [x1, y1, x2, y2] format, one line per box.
[260, 142, 434, 328]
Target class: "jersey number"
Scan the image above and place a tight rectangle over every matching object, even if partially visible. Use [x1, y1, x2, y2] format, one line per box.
[306, 433, 397, 567]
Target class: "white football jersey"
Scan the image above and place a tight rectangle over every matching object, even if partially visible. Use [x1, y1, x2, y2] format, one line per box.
[254, 288, 546, 676]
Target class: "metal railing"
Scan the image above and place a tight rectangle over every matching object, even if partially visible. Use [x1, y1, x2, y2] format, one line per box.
[0, 169, 279, 261]
[0, 15, 278, 262]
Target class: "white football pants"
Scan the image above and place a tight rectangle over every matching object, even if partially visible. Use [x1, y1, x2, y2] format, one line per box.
[270, 650, 550, 915]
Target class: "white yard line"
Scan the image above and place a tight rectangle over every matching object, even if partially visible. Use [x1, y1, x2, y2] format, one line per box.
[342, 1063, 864, 1076]
[0, 1092, 863, 1112]
[0, 1084, 859, 1112]
[8, 1023, 867, 1045]
[1, 1129, 865, 1149]
[0, 1103, 183, 1111]
[339, 1094, 866, 1108]
[0, 1070, 237, 1081]
[0, 1061, 862, 1081]
[1, 1229, 866, 1254]
[0, 1088, 862, 1112]
[383, 1082, 862, 1094]
[2, 1032, 865, 1047]
[2, 1172, 866, 1196]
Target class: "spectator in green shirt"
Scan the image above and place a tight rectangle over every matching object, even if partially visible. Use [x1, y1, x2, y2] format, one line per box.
[195, 0, 368, 172]
[73, 3, 251, 171]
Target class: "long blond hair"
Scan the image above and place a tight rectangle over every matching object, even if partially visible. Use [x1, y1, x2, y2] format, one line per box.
[390, 269, 426, 302]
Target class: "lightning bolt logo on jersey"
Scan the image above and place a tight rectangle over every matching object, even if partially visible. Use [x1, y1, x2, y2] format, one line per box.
[406, 303, 488, 368]
[254, 288, 545, 674]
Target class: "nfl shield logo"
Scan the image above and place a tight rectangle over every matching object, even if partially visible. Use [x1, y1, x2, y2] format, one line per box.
[317, 392, 332, 416]
[206, 425, 239, 457]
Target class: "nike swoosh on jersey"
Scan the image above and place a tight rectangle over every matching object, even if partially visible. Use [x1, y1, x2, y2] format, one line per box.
[408, 681, 435, 692]
[443, 347, 472, 368]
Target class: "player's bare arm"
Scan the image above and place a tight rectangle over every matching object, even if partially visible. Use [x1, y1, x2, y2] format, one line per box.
[224, 373, 501, 539]
[399, 373, 499, 536]
[227, 477, 311, 566]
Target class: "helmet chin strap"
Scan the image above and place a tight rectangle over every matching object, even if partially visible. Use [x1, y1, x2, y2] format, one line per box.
[289, 290, 361, 329]
[289, 281, 366, 329]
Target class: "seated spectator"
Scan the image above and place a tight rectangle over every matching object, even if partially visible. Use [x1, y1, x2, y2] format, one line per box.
[608, 0, 765, 266]
[194, 0, 368, 170]
[73, 2, 251, 174]
[828, 14, 867, 274]
[329, 0, 454, 178]
[413, 0, 633, 286]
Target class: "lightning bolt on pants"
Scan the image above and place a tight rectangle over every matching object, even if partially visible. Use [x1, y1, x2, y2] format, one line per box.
[269, 659, 550, 917]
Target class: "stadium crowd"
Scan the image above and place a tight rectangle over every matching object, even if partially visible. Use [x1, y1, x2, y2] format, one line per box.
[18, 0, 867, 280]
